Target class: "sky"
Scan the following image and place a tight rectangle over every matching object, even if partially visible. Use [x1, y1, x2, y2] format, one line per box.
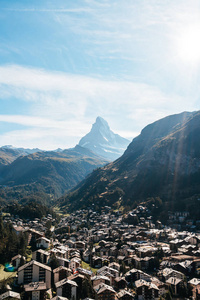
[0, 0, 200, 150]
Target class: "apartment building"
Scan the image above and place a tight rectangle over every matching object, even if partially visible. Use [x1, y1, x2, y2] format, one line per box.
[18, 260, 51, 289]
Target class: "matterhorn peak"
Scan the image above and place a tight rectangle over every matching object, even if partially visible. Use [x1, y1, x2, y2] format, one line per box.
[78, 117, 130, 161]
[95, 116, 108, 124]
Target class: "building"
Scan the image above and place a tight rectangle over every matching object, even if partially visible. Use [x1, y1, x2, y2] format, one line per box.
[0, 291, 21, 300]
[32, 249, 50, 264]
[117, 290, 134, 300]
[18, 260, 51, 289]
[55, 278, 77, 300]
[11, 254, 26, 270]
[24, 282, 48, 300]
[91, 275, 110, 287]
[135, 279, 159, 300]
[36, 237, 51, 249]
[94, 283, 116, 300]
[166, 277, 184, 296]
[53, 266, 72, 284]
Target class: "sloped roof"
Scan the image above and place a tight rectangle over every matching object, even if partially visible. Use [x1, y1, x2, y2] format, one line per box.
[166, 277, 182, 286]
[18, 260, 51, 272]
[0, 291, 21, 300]
[24, 282, 47, 292]
[55, 278, 78, 288]
[95, 283, 116, 295]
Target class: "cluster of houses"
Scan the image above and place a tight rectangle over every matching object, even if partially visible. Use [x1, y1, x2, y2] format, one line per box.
[1, 206, 200, 299]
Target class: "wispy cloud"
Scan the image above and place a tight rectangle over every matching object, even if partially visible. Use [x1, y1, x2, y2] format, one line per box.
[0, 1, 200, 150]
[0, 64, 194, 149]
[3, 8, 93, 13]
[0, 128, 82, 150]
[2, 0, 200, 83]
[51, 0, 200, 81]
[0, 115, 88, 134]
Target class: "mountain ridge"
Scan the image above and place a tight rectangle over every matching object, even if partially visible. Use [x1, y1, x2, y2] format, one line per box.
[0, 116, 130, 205]
[0, 145, 108, 204]
[59, 110, 200, 213]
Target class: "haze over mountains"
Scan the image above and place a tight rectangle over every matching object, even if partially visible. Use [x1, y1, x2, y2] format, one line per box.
[1, 110, 200, 217]
[0, 145, 42, 167]
[59, 110, 200, 214]
[0, 117, 129, 204]
[0, 146, 108, 202]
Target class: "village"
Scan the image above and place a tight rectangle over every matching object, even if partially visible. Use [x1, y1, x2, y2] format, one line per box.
[1, 205, 200, 300]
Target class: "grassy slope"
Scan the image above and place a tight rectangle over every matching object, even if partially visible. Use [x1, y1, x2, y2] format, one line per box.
[81, 261, 97, 274]
[0, 265, 16, 281]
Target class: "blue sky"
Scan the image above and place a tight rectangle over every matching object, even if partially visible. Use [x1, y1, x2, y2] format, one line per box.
[0, 0, 200, 149]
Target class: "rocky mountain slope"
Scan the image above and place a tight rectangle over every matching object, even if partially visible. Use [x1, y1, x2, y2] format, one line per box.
[79, 116, 130, 160]
[0, 116, 131, 206]
[59, 111, 200, 212]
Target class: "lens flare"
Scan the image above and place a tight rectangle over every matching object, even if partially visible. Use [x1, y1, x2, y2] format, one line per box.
[175, 23, 200, 64]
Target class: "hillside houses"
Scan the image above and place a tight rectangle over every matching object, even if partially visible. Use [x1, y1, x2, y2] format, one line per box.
[2, 207, 200, 299]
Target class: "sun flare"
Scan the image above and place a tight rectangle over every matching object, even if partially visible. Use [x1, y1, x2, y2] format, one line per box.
[175, 23, 200, 64]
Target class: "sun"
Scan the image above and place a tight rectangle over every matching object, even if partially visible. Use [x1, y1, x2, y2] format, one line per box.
[175, 23, 200, 64]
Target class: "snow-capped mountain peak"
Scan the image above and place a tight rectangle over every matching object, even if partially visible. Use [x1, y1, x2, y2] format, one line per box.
[78, 117, 130, 161]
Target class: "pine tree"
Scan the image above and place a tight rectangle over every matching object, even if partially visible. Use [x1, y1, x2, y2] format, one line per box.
[165, 291, 172, 300]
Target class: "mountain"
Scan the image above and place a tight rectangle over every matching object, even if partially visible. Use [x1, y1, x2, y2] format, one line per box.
[78, 116, 130, 161]
[0, 145, 108, 204]
[0, 147, 23, 167]
[0, 145, 42, 167]
[59, 111, 200, 215]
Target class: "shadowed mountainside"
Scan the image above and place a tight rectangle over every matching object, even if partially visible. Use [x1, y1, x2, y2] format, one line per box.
[59, 111, 200, 212]
[0, 145, 108, 203]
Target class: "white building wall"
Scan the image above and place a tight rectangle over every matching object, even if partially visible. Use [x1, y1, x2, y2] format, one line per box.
[54, 272, 59, 284]
[18, 270, 24, 284]
[46, 270, 51, 289]
[32, 252, 36, 261]
[72, 286, 77, 300]
[15, 258, 21, 269]
[32, 291, 40, 300]
[32, 265, 40, 282]
[18, 263, 51, 289]
[57, 287, 62, 296]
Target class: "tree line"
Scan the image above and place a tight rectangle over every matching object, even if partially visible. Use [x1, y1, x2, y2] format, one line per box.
[0, 217, 28, 264]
